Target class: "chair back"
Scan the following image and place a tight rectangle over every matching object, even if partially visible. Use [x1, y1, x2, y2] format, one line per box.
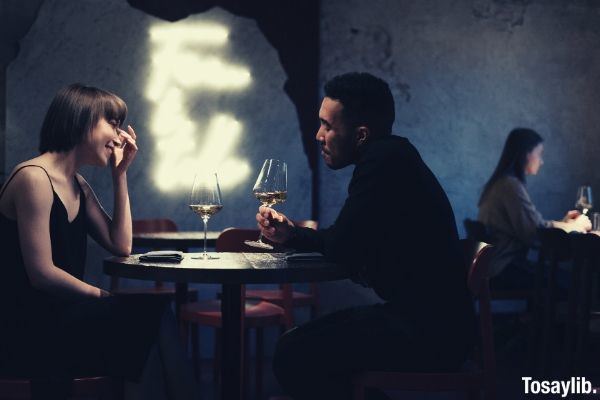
[133, 218, 178, 234]
[467, 244, 496, 397]
[463, 219, 493, 244]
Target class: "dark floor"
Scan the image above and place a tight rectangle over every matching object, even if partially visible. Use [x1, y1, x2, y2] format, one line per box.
[189, 303, 600, 400]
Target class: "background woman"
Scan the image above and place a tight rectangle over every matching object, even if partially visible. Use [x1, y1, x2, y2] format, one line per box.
[478, 127, 590, 290]
[0, 84, 197, 399]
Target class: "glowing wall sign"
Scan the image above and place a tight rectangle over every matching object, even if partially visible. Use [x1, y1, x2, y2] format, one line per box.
[147, 20, 251, 191]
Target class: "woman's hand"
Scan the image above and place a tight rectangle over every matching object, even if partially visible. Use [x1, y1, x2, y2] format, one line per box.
[566, 214, 591, 232]
[256, 206, 295, 243]
[112, 124, 138, 177]
[562, 209, 580, 222]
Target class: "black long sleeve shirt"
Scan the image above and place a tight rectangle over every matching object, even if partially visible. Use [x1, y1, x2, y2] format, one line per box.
[287, 135, 474, 330]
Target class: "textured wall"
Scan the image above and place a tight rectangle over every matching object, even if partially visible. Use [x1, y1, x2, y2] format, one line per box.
[6, 0, 600, 312]
[319, 0, 600, 230]
[6, 0, 311, 288]
[316, 0, 600, 309]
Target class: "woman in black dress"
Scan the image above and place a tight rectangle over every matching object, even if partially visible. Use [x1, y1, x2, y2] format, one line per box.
[0, 84, 198, 399]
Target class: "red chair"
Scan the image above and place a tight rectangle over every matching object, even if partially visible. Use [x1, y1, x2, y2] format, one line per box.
[245, 220, 320, 326]
[352, 243, 497, 400]
[110, 218, 196, 299]
[180, 228, 288, 399]
[0, 376, 123, 399]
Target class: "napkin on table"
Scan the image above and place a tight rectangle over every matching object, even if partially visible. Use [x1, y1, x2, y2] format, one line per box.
[139, 250, 184, 263]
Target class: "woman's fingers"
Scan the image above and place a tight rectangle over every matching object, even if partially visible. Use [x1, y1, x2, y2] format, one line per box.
[127, 124, 137, 140]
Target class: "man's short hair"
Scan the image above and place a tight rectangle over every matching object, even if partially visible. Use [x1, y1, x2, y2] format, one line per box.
[323, 72, 395, 137]
[39, 83, 127, 153]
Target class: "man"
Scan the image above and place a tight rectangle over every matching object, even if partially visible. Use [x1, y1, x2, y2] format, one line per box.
[257, 72, 475, 400]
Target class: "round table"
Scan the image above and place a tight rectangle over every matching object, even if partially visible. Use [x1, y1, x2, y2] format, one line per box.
[104, 252, 346, 400]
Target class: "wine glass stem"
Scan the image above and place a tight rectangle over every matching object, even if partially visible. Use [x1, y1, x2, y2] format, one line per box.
[257, 231, 264, 243]
[202, 217, 209, 257]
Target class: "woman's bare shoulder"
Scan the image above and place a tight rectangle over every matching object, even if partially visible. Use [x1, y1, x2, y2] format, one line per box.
[5, 161, 53, 196]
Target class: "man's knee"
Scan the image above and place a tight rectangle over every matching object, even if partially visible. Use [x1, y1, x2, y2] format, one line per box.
[273, 327, 305, 381]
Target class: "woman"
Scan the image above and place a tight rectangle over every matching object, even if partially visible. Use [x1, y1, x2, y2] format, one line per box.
[478, 128, 590, 289]
[0, 84, 197, 399]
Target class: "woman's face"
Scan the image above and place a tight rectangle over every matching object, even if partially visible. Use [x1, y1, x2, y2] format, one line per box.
[525, 143, 544, 175]
[81, 117, 121, 167]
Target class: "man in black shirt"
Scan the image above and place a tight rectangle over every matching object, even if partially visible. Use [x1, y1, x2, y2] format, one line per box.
[257, 72, 475, 400]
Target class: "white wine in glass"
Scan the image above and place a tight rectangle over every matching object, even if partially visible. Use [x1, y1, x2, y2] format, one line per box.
[245, 159, 287, 250]
[189, 173, 223, 259]
[575, 185, 593, 215]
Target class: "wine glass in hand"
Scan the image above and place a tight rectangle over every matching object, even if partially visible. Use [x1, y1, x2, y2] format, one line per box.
[245, 159, 287, 250]
[189, 173, 223, 259]
[575, 185, 593, 215]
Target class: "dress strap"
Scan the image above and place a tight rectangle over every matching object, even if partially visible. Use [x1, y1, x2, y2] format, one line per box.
[0, 165, 54, 201]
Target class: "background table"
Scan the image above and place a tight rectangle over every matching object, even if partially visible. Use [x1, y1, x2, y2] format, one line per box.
[104, 252, 346, 400]
[132, 231, 220, 250]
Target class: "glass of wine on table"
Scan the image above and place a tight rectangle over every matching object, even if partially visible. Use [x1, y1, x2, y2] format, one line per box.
[189, 173, 223, 259]
[245, 159, 287, 250]
[575, 185, 593, 216]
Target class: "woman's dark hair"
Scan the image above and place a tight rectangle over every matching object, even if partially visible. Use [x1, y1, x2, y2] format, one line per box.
[39, 83, 127, 153]
[479, 128, 543, 205]
[323, 72, 395, 137]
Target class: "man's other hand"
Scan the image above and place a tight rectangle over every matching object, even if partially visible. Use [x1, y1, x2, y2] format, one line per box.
[256, 206, 295, 243]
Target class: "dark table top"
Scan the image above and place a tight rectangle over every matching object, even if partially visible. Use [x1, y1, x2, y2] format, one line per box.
[104, 252, 347, 284]
[132, 231, 220, 249]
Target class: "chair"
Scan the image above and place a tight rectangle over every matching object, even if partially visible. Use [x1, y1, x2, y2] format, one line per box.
[245, 220, 320, 325]
[0, 376, 123, 399]
[110, 218, 196, 299]
[180, 228, 288, 399]
[352, 243, 497, 400]
[464, 219, 533, 301]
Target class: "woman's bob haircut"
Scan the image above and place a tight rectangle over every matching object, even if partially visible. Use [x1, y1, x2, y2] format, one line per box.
[39, 83, 127, 153]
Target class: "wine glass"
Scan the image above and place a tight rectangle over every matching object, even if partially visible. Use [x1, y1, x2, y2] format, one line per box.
[244, 159, 287, 250]
[189, 172, 223, 259]
[575, 185, 593, 215]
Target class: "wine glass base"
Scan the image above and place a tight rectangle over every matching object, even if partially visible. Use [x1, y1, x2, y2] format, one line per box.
[244, 240, 274, 250]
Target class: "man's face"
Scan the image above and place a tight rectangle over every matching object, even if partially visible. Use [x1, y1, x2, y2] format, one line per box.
[316, 97, 358, 170]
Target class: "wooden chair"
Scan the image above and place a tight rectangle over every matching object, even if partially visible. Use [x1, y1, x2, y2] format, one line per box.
[180, 228, 288, 399]
[110, 218, 196, 299]
[0, 376, 123, 399]
[245, 220, 320, 326]
[352, 243, 497, 400]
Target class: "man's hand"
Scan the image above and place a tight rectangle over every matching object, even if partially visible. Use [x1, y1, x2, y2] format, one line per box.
[256, 206, 295, 243]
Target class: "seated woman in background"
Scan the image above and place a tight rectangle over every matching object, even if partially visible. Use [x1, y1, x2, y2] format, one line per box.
[0, 84, 197, 399]
[478, 127, 590, 290]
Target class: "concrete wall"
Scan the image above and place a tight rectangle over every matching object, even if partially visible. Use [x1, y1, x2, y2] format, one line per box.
[319, 0, 600, 232]
[5, 0, 600, 311]
[6, 0, 311, 288]
[316, 0, 600, 310]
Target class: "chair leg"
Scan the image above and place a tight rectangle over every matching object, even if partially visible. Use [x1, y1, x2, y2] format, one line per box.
[214, 328, 221, 388]
[191, 324, 200, 380]
[310, 304, 318, 320]
[244, 329, 251, 398]
[352, 381, 365, 400]
[467, 388, 480, 400]
[256, 328, 264, 400]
